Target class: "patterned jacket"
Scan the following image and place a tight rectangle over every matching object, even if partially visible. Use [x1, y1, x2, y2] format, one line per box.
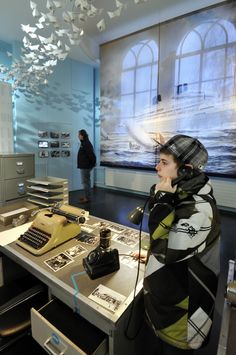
[143, 172, 220, 350]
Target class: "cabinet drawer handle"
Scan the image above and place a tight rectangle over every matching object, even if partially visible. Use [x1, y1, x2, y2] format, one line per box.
[16, 168, 25, 174]
[44, 337, 66, 355]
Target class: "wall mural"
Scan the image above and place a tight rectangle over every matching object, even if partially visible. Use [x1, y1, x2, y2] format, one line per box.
[100, 1, 236, 177]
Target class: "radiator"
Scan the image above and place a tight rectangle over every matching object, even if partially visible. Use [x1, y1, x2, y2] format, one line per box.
[105, 168, 236, 210]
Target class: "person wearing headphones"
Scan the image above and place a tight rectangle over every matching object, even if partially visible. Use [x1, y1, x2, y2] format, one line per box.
[133, 134, 220, 354]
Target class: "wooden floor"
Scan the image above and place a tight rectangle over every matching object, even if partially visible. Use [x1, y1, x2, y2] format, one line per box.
[2, 187, 236, 354]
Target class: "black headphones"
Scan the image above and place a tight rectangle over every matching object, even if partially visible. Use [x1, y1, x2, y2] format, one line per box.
[177, 165, 193, 180]
[172, 165, 193, 186]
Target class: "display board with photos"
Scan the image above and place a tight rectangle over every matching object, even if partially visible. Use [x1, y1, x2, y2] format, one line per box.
[37, 130, 71, 158]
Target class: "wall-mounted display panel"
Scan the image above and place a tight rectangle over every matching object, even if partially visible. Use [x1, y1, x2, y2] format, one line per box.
[100, 1, 236, 178]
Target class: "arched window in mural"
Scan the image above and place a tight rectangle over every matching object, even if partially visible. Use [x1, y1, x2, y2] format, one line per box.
[175, 20, 236, 99]
[121, 40, 158, 118]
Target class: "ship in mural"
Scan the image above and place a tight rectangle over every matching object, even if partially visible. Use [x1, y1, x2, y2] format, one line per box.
[101, 93, 236, 176]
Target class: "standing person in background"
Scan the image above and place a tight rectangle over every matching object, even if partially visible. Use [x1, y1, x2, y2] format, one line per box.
[77, 129, 96, 203]
[132, 134, 221, 354]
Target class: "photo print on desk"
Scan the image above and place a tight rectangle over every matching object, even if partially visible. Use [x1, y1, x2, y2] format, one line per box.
[107, 224, 126, 234]
[120, 252, 139, 269]
[65, 244, 87, 258]
[92, 221, 111, 230]
[89, 221, 124, 239]
[89, 284, 126, 312]
[44, 252, 74, 272]
[81, 224, 96, 234]
[112, 230, 139, 247]
[76, 232, 99, 246]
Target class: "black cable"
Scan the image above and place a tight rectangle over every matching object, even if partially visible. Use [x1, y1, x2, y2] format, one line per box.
[124, 196, 150, 340]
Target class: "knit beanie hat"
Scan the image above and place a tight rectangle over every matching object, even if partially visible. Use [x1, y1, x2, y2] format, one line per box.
[160, 134, 208, 170]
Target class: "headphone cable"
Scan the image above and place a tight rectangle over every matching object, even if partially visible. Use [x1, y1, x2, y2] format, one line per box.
[124, 196, 150, 340]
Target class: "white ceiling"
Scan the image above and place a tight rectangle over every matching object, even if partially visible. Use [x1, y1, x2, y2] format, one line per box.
[0, 0, 225, 65]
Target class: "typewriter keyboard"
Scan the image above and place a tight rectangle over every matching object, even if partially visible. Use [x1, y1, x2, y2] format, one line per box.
[18, 227, 50, 250]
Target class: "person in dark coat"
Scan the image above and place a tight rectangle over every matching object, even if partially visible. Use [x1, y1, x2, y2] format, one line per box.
[77, 129, 96, 203]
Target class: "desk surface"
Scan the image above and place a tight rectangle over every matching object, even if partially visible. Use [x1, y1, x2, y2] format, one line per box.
[0, 215, 146, 335]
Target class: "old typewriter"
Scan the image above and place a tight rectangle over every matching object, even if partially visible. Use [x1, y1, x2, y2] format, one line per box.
[16, 204, 88, 256]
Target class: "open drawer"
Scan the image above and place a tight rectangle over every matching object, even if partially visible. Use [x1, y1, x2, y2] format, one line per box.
[31, 298, 107, 355]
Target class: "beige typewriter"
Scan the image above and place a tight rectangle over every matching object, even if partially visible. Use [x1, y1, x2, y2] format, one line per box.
[16, 204, 88, 256]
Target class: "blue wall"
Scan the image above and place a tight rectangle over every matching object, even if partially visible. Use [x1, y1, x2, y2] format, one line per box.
[0, 40, 98, 191]
[0, 40, 12, 68]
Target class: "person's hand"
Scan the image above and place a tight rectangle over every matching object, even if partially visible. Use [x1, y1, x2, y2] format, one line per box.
[131, 250, 147, 263]
[155, 176, 177, 193]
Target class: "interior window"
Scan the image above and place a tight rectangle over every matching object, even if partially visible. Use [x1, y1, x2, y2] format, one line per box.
[121, 39, 158, 118]
[175, 20, 236, 99]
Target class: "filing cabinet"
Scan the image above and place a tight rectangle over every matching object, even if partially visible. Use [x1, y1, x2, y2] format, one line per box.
[31, 298, 107, 355]
[0, 154, 35, 206]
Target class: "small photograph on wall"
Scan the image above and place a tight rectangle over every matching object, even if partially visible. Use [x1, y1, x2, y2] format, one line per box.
[50, 131, 60, 139]
[38, 131, 48, 138]
[38, 150, 49, 158]
[61, 150, 70, 157]
[51, 150, 60, 158]
[61, 141, 70, 148]
[61, 132, 70, 139]
[50, 141, 60, 148]
[38, 140, 49, 148]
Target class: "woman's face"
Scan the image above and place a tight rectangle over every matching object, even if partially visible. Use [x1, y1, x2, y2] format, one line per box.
[155, 153, 179, 181]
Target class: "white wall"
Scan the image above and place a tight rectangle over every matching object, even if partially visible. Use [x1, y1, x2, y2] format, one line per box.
[101, 168, 236, 210]
[0, 81, 13, 154]
[98, 0, 225, 45]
